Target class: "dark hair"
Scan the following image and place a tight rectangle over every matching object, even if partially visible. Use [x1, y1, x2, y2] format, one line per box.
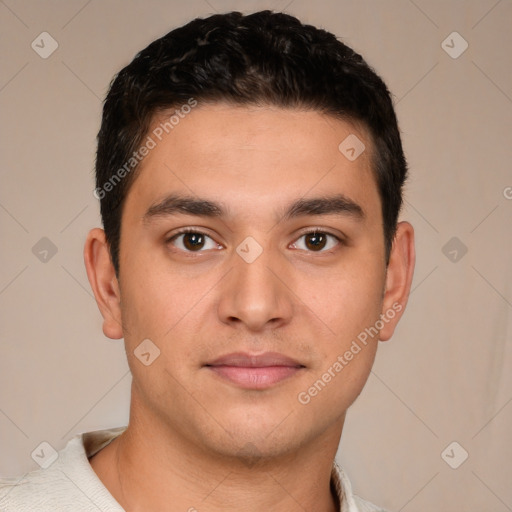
[95, 10, 407, 275]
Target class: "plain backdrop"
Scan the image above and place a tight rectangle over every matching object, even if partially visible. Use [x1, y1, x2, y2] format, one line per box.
[1, 1, 511, 511]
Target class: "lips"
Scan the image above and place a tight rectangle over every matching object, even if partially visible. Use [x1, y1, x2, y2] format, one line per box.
[205, 352, 305, 389]
[207, 352, 303, 368]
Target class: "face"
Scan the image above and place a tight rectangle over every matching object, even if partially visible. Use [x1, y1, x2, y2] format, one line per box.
[89, 103, 412, 461]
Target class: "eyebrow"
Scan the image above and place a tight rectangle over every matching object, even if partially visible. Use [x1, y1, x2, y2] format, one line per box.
[142, 193, 365, 224]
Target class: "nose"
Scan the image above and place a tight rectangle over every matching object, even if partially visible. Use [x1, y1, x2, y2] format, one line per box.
[216, 243, 294, 332]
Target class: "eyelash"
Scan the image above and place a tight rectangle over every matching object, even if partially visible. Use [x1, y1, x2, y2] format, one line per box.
[166, 228, 343, 254]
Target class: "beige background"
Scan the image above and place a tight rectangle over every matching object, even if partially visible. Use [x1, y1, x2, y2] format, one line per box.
[1, 0, 511, 510]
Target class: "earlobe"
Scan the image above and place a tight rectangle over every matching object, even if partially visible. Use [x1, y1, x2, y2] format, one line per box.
[83, 228, 124, 340]
[379, 221, 415, 341]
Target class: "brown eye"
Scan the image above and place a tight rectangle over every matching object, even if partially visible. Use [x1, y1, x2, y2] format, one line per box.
[168, 230, 220, 252]
[291, 230, 340, 252]
[182, 232, 205, 251]
[304, 232, 328, 251]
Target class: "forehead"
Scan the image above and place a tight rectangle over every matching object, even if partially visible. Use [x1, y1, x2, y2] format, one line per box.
[122, 103, 380, 223]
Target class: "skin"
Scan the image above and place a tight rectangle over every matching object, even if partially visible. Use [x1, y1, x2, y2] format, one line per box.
[84, 103, 415, 512]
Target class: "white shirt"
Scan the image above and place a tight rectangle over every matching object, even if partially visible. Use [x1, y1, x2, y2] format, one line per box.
[0, 427, 388, 511]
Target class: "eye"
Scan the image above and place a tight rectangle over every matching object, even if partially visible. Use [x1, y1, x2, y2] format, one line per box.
[167, 229, 221, 252]
[290, 230, 341, 252]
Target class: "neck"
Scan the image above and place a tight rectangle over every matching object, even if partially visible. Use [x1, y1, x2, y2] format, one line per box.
[90, 403, 344, 512]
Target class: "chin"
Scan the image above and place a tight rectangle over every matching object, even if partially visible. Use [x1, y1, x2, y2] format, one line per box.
[196, 411, 312, 462]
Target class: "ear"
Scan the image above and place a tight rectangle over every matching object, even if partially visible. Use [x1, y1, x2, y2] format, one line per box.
[83, 228, 123, 340]
[379, 221, 415, 341]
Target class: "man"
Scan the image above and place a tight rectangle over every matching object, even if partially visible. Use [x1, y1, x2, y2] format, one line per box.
[0, 10, 414, 511]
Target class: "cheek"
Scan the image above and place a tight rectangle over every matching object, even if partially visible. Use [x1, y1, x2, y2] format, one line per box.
[302, 260, 384, 409]
[118, 257, 217, 380]
[119, 260, 187, 345]
[297, 292, 380, 415]
[308, 262, 386, 341]
[299, 344, 377, 417]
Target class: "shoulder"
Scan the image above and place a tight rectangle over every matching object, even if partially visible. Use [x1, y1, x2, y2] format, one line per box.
[0, 466, 86, 512]
[0, 428, 126, 512]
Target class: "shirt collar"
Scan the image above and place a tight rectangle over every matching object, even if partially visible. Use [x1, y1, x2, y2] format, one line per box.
[331, 459, 359, 511]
